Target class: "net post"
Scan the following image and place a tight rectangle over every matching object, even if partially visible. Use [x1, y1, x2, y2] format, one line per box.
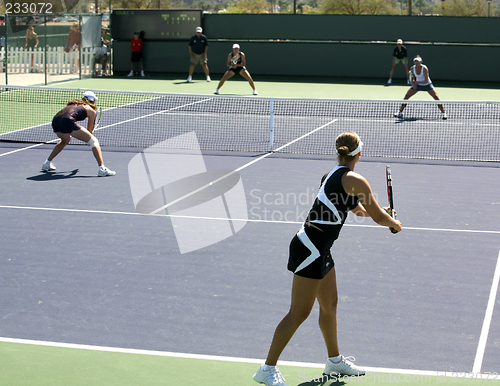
[269, 97, 274, 151]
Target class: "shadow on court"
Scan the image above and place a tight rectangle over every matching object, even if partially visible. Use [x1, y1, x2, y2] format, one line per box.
[26, 169, 95, 181]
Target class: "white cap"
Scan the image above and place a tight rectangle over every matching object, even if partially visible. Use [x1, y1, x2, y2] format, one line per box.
[83, 91, 97, 101]
[195, 27, 202, 33]
[397, 39, 403, 44]
[232, 43, 240, 49]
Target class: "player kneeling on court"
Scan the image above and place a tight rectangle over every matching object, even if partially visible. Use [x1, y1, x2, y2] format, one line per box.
[41, 91, 116, 177]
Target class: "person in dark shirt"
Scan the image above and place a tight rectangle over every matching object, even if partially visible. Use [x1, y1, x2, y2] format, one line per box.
[388, 39, 409, 85]
[253, 131, 402, 386]
[187, 27, 210, 82]
[42, 91, 116, 177]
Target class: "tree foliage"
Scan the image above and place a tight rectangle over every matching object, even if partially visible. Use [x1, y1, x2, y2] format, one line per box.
[319, 0, 400, 15]
[441, 0, 488, 16]
[226, 0, 270, 13]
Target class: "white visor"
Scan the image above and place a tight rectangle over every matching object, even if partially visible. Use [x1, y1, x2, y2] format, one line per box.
[413, 57, 422, 62]
[347, 141, 363, 156]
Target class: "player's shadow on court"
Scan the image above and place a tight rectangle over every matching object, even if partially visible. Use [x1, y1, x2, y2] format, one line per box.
[395, 117, 419, 123]
[27, 169, 94, 181]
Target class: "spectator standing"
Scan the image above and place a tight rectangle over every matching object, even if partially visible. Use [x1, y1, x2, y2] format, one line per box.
[128, 31, 145, 77]
[25, 26, 39, 72]
[388, 39, 409, 85]
[187, 26, 210, 82]
[66, 22, 81, 74]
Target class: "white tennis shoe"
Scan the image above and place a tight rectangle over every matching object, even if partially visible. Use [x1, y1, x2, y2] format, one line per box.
[206, 75, 211, 82]
[387, 79, 392, 84]
[98, 167, 116, 177]
[394, 111, 403, 118]
[253, 365, 287, 386]
[127, 70, 134, 77]
[324, 356, 365, 377]
[214, 89, 219, 94]
[442, 113, 448, 120]
[187, 75, 192, 82]
[253, 89, 258, 95]
[41, 162, 56, 172]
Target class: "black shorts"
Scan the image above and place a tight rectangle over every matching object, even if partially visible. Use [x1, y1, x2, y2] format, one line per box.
[229, 66, 246, 74]
[52, 117, 82, 134]
[131, 51, 143, 62]
[287, 226, 335, 279]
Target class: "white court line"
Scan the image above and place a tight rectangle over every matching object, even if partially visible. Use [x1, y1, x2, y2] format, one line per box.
[472, 247, 500, 374]
[0, 97, 214, 158]
[0, 337, 494, 379]
[1, 204, 500, 235]
[148, 119, 339, 215]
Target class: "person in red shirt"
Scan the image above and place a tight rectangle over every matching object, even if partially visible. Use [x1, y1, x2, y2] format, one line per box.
[128, 32, 145, 77]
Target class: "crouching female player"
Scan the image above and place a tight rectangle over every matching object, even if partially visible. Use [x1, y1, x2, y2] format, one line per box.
[42, 90, 116, 177]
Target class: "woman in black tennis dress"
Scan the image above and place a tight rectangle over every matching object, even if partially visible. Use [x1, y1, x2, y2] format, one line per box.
[214, 43, 257, 95]
[41, 91, 115, 177]
[253, 132, 402, 386]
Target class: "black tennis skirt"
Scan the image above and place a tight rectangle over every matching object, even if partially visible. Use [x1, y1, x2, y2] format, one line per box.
[287, 227, 335, 280]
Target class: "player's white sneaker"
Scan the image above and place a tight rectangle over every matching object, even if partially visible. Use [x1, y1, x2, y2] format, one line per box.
[394, 111, 403, 118]
[187, 75, 192, 82]
[141, 71, 145, 77]
[324, 356, 365, 377]
[387, 79, 392, 84]
[214, 89, 219, 94]
[98, 167, 116, 177]
[206, 75, 211, 82]
[442, 113, 448, 120]
[127, 71, 134, 77]
[41, 162, 56, 172]
[253, 365, 287, 386]
[253, 89, 258, 95]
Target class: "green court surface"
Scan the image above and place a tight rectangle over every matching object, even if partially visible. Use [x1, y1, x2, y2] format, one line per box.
[46, 74, 500, 101]
[1, 340, 497, 386]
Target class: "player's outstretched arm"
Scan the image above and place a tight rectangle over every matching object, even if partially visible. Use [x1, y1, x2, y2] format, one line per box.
[343, 172, 402, 232]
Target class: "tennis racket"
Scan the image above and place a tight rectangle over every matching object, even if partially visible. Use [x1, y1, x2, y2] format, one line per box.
[94, 107, 102, 129]
[386, 165, 398, 234]
[408, 70, 416, 88]
[231, 53, 240, 67]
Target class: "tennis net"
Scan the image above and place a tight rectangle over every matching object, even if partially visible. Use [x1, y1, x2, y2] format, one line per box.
[1, 85, 499, 162]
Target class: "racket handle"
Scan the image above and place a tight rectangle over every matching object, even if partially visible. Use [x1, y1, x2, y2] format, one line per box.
[388, 208, 398, 234]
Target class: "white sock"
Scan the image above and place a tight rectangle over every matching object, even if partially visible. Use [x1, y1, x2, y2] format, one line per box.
[45, 159, 52, 165]
[262, 364, 275, 371]
[329, 355, 342, 363]
[99, 165, 106, 171]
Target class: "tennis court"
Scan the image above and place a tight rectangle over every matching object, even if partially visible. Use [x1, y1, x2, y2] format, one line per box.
[0, 78, 499, 386]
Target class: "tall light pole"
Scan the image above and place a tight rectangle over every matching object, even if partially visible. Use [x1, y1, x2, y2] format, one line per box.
[487, 0, 491, 16]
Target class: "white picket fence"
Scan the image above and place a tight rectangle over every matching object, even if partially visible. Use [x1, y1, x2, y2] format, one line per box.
[0, 46, 100, 74]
